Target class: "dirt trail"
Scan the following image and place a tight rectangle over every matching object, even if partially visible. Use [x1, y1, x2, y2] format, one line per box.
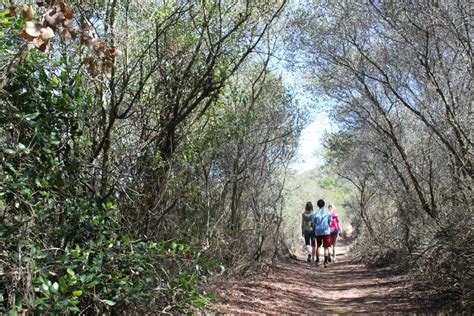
[206, 240, 419, 314]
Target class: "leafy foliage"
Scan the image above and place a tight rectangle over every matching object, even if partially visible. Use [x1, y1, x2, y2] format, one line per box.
[1, 0, 298, 314]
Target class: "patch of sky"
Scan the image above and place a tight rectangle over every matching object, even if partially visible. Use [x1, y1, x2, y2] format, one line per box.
[269, 54, 338, 174]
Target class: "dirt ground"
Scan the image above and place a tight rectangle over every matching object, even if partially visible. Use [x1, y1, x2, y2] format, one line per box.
[204, 239, 425, 314]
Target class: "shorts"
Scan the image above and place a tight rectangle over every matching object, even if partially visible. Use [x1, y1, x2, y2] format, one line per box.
[316, 234, 332, 248]
[303, 230, 315, 247]
[330, 230, 340, 237]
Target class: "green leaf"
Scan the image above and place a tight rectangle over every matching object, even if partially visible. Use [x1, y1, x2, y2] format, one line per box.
[25, 112, 40, 120]
[59, 278, 67, 293]
[60, 71, 68, 81]
[8, 309, 18, 316]
[72, 290, 83, 297]
[35, 178, 42, 187]
[5, 163, 15, 172]
[2, 148, 15, 154]
[102, 299, 116, 306]
[0, 9, 10, 18]
[195, 296, 208, 307]
[66, 267, 75, 276]
[71, 245, 81, 257]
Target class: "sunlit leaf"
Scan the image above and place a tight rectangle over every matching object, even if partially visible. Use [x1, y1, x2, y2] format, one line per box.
[25, 112, 40, 120]
[40, 27, 54, 40]
[72, 290, 83, 297]
[2, 148, 15, 155]
[24, 21, 41, 38]
[101, 299, 116, 306]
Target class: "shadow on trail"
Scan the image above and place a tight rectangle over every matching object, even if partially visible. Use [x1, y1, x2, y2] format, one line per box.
[206, 239, 418, 314]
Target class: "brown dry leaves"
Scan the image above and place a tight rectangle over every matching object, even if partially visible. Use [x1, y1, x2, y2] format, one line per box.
[14, 1, 120, 77]
[19, 4, 56, 51]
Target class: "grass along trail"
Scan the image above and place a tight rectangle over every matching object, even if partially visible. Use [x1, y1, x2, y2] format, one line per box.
[205, 240, 421, 314]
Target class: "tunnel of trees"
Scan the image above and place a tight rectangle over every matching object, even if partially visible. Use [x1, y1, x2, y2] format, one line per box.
[0, 0, 472, 313]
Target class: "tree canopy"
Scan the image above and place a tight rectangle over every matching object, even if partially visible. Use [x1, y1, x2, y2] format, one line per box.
[1, 0, 472, 313]
[288, 0, 472, 307]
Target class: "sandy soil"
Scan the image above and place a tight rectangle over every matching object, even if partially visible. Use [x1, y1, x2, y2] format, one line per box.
[205, 239, 422, 314]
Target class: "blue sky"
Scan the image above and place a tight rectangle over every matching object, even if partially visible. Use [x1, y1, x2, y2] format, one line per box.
[291, 110, 332, 173]
[272, 63, 336, 174]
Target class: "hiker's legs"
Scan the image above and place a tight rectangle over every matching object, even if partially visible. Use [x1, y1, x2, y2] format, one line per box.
[304, 232, 311, 255]
[316, 235, 323, 262]
[310, 232, 316, 261]
[322, 235, 332, 266]
[330, 232, 337, 259]
[304, 231, 314, 262]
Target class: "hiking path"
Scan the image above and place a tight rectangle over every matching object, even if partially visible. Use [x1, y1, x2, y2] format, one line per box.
[205, 240, 420, 314]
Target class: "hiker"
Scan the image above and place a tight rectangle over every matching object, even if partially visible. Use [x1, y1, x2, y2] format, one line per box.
[301, 201, 316, 263]
[328, 204, 342, 263]
[312, 199, 332, 267]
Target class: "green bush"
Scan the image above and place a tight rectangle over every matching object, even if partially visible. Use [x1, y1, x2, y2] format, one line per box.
[0, 47, 214, 314]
